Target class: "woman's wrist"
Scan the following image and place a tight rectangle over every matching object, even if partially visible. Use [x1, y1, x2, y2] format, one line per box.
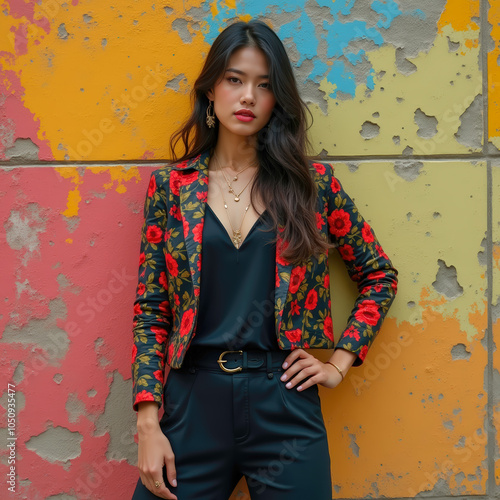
[136, 401, 160, 432]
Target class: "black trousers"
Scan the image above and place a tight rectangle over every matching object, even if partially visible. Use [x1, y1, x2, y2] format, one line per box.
[131, 349, 332, 499]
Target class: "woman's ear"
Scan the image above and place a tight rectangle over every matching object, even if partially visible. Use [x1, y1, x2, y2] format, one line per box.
[206, 89, 214, 101]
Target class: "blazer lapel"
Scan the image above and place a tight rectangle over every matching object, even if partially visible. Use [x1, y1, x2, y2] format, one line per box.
[172, 149, 293, 338]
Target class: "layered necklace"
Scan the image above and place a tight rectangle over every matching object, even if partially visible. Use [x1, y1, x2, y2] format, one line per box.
[212, 152, 258, 249]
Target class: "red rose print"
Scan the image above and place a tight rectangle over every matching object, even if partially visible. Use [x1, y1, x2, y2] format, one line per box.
[135, 390, 155, 404]
[291, 299, 300, 315]
[137, 283, 146, 295]
[312, 162, 325, 175]
[159, 271, 168, 289]
[285, 329, 302, 343]
[197, 191, 207, 202]
[146, 225, 163, 243]
[323, 316, 334, 341]
[183, 218, 189, 239]
[324, 273, 330, 288]
[339, 244, 355, 261]
[152, 326, 168, 344]
[304, 342, 310, 348]
[180, 171, 199, 186]
[168, 343, 174, 362]
[331, 177, 341, 193]
[305, 289, 318, 310]
[153, 369, 164, 383]
[391, 281, 398, 292]
[276, 238, 290, 265]
[170, 205, 182, 221]
[159, 301, 170, 314]
[344, 325, 360, 341]
[170, 171, 181, 196]
[134, 303, 142, 315]
[139, 252, 146, 266]
[354, 299, 380, 326]
[289, 266, 306, 294]
[316, 212, 325, 230]
[361, 222, 375, 243]
[166, 254, 178, 277]
[193, 222, 203, 243]
[177, 343, 184, 359]
[194, 287, 200, 296]
[131, 344, 137, 363]
[375, 283, 383, 292]
[148, 174, 157, 197]
[376, 243, 389, 260]
[359, 345, 368, 361]
[368, 271, 386, 280]
[180, 309, 194, 336]
[328, 209, 352, 237]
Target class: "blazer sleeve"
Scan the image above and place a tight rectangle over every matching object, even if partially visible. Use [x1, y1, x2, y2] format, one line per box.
[326, 163, 398, 366]
[131, 170, 173, 412]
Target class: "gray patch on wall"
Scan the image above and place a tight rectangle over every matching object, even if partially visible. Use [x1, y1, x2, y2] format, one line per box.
[393, 160, 423, 181]
[1, 298, 70, 363]
[455, 94, 483, 149]
[360, 121, 380, 139]
[5, 138, 39, 161]
[25, 424, 83, 464]
[414, 108, 438, 138]
[451, 343, 472, 361]
[432, 259, 464, 300]
[94, 371, 138, 464]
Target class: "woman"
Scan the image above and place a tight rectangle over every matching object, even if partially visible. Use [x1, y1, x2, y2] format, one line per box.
[131, 19, 398, 500]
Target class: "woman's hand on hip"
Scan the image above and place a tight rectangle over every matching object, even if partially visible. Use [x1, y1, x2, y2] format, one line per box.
[137, 422, 178, 499]
[280, 349, 343, 391]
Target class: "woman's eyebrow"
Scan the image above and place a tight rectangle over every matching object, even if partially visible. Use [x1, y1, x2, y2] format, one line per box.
[225, 68, 269, 78]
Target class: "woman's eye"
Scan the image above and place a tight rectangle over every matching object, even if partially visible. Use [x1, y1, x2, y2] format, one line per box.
[260, 82, 271, 89]
[228, 77, 240, 83]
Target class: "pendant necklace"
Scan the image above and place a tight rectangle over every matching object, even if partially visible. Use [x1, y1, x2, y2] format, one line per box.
[213, 158, 257, 248]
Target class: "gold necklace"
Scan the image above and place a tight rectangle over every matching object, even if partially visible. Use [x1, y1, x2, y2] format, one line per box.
[214, 153, 257, 201]
[213, 151, 257, 181]
[214, 160, 256, 249]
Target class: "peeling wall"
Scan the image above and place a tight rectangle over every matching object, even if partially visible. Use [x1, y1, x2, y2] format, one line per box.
[0, 1, 498, 499]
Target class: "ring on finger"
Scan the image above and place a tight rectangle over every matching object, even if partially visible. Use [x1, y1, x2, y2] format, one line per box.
[154, 480, 164, 488]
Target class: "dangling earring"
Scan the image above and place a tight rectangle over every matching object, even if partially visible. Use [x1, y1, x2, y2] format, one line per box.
[206, 101, 216, 128]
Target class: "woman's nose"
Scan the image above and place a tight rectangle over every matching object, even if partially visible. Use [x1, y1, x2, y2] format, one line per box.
[240, 86, 255, 105]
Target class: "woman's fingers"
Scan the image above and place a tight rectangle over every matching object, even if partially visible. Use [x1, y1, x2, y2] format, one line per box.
[164, 445, 178, 490]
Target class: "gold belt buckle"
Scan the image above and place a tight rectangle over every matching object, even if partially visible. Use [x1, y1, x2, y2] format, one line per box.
[218, 350, 243, 373]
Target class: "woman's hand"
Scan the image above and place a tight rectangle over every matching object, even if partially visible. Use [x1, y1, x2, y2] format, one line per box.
[280, 349, 344, 391]
[137, 404, 178, 499]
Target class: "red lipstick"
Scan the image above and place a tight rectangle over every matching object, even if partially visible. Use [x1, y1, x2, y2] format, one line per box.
[235, 109, 256, 122]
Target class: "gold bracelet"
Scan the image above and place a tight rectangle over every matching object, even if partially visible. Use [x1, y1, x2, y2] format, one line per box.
[326, 361, 344, 381]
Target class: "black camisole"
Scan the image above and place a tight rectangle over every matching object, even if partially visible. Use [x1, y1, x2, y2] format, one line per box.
[189, 203, 278, 352]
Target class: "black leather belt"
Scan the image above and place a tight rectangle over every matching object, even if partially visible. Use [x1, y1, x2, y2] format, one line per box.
[182, 348, 290, 377]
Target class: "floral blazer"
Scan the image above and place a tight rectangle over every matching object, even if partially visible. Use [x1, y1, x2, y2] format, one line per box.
[131, 150, 398, 411]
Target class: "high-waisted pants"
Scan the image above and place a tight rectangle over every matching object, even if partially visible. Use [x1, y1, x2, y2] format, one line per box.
[131, 348, 332, 499]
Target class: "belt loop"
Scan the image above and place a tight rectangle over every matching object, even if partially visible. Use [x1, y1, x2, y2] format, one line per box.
[242, 351, 248, 370]
[266, 352, 274, 379]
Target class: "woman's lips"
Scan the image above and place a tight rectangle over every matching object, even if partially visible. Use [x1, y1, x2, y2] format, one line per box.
[235, 110, 256, 122]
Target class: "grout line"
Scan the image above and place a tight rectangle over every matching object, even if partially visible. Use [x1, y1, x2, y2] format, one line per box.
[480, 0, 496, 496]
[0, 154, 498, 168]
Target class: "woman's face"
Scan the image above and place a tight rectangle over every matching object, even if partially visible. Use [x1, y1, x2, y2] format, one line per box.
[207, 46, 276, 140]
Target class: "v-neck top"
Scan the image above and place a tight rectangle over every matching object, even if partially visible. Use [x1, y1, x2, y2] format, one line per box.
[188, 203, 279, 352]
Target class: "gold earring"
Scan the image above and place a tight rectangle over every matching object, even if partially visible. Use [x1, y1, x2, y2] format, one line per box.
[206, 101, 216, 128]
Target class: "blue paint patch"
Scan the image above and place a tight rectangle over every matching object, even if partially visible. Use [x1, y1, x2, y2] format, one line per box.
[198, 0, 432, 99]
[371, 0, 402, 29]
[277, 11, 318, 66]
[326, 60, 356, 97]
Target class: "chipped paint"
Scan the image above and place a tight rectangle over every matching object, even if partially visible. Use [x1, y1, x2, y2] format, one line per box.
[0, 1, 497, 499]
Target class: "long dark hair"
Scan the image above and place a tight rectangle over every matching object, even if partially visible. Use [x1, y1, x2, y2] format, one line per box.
[169, 19, 336, 265]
